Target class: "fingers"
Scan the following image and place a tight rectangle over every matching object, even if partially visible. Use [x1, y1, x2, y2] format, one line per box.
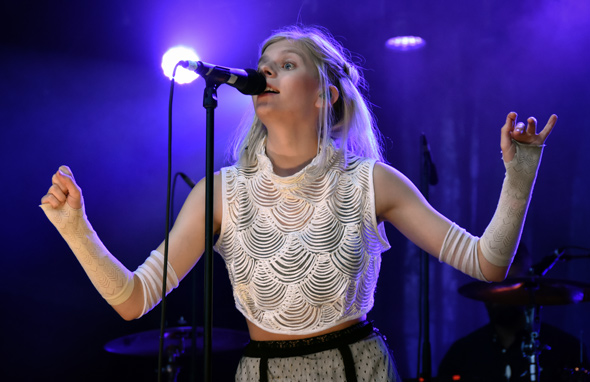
[42, 175, 67, 208]
[538, 114, 558, 141]
[501, 111, 515, 136]
[513, 121, 526, 137]
[56, 166, 82, 202]
[500, 112, 518, 162]
[59, 165, 73, 177]
[41, 191, 64, 209]
[502, 112, 557, 146]
[501, 111, 517, 142]
[526, 116, 537, 134]
[517, 114, 557, 144]
[503, 112, 517, 129]
[41, 165, 83, 209]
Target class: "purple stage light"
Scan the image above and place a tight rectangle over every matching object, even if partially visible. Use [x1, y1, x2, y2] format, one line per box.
[162, 46, 200, 84]
[385, 36, 426, 51]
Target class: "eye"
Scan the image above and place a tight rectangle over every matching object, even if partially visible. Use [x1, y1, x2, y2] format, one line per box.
[283, 62, 295, 70]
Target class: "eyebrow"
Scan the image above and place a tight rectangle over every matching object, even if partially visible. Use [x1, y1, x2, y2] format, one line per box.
[258, 48, 306, 67]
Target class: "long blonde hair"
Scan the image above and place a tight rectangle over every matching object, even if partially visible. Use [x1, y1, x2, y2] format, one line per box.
[229, 25, 384, 167]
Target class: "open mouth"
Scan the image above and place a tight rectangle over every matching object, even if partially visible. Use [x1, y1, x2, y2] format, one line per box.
[263, 86, 279, 94]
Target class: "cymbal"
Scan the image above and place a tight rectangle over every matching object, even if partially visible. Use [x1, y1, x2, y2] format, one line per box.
[458, 277, 590, 306]
[104, 326, 250, 356]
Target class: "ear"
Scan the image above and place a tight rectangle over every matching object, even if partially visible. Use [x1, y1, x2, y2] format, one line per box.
[315, 85, 340, 108]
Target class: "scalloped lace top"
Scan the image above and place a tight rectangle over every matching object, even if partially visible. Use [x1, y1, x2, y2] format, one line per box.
[214, 140, 390, 335]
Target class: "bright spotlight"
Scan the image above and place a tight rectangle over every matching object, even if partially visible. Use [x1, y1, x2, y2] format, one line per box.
[162, 46, 200, 84]
[385, 36, 426, 51]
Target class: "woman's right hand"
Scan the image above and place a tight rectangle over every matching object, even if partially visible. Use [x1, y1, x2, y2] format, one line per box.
[41, 165, 83, 210]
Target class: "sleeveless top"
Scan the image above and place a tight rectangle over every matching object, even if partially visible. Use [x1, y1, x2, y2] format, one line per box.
[213, 140, 391, 335]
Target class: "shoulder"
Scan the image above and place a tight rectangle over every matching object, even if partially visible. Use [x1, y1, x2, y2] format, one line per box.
[373, 162, 420, 198]
[192, 171, 222, 191]
[372, 161, 439, 227]
[373, 161, 401, 179]
[188, 171, 223, 230]
[186, 172, 223, 204]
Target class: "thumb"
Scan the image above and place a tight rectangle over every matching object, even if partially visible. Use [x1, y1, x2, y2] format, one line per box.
[59, 165, 74, 178]
[501, 112, 517, 162]
[56, 165, 83, 209]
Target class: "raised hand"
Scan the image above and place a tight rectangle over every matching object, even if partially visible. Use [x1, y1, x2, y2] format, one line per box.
[41, 165, 83, 210]
[500, 112, 557, 163]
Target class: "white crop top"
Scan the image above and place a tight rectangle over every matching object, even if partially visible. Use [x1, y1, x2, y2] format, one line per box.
[214, 140, 391, 335]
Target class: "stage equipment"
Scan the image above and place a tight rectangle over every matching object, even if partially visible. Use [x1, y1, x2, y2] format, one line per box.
[417, 134, 439, 381]
[105, 326, 249, 382]
[459, 276, 590, 381]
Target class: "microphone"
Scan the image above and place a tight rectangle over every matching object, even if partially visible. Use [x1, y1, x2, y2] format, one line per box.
[179, 60, 266, 95]
[421, 134, 439, 186]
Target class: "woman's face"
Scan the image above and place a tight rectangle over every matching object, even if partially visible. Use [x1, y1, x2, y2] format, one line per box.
[253, 39, 321, 128]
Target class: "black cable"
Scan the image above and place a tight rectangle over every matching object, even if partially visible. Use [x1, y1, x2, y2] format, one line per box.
[173, 172, 199, 382]
[157, 62, 181, 382]
[169, 172, 181, 226]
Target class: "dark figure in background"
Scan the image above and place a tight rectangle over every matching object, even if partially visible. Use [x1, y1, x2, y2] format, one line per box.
[438, 244, 589, 382]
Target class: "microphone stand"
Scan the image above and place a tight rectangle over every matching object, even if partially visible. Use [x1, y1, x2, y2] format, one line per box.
[190, 66, 263, 382]
[201, 80, 218, 382]
[417, 134, 438, 381]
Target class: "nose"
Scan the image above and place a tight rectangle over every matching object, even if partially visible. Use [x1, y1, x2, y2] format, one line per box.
[259, 64, 275, 78]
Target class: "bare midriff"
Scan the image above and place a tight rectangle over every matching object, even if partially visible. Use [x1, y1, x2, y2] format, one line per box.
[246, 315, 367, 341]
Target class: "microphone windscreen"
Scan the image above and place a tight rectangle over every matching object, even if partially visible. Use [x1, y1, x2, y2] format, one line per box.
[240, 69, 267, 95]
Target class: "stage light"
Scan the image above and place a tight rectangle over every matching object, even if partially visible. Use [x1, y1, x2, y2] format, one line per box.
[161, 46, 200, 84]
[385, 36, 426, 51]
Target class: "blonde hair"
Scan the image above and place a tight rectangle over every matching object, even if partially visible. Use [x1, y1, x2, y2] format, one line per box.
[229, 25, 384, 167]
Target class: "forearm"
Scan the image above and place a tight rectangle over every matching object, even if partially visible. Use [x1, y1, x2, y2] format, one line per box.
[41, 202, 135, 304]
[479, 141, 543, 267]
[41, 202, 178, 319]
[439, 140, 543, 281]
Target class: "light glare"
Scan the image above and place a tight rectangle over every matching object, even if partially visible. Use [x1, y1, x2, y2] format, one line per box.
[162, 46, 200, 84]
[386, 36, 426, 51]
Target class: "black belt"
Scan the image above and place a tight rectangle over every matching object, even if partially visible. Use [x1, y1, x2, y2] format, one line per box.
[242, 321, 376, 382]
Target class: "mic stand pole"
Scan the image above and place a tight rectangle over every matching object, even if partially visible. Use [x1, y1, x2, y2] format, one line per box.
[202, 81, 218, 382]
[418, 134, 438, 381]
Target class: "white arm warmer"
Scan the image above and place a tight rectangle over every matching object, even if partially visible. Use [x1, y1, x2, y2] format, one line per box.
[41, 202, 178, 316]
[439, 141, 544, 281]
[439, 223, 487, 281]
[135, 250, 179, 317]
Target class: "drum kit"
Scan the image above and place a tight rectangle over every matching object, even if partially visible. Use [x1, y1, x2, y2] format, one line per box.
[104, 325, 250, 381]
[456, 275, 590, 382]
[404, 274, 590, 382]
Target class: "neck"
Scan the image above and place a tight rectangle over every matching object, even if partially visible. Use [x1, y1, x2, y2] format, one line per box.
[264, 129, 320, 177]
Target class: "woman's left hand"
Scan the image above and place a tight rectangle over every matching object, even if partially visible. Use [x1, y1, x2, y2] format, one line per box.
[500, 112, 557, 163]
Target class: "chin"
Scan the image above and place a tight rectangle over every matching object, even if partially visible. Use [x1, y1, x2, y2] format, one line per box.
[254, 105, 278, 121]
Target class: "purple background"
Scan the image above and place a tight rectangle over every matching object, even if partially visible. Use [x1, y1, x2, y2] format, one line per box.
[2, 0, 589, 380]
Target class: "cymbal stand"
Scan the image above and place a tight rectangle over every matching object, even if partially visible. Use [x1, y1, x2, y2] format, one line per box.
[164, 344, 183, 382]
[164, 332, 189, 382]
[522, 284, 542, 381]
